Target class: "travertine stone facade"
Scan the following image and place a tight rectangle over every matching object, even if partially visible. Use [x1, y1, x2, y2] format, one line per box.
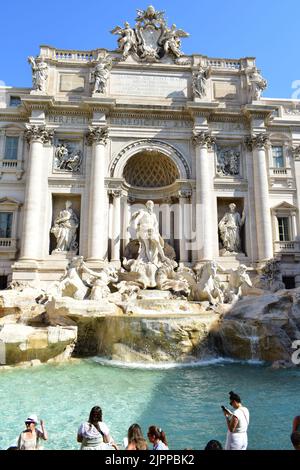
[0, 6, 300, 288]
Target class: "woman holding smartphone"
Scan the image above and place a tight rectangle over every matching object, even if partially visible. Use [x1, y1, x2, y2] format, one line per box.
[223, 391, 250, 450]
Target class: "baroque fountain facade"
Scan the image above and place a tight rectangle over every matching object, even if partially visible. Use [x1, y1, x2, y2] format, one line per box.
[1, 6, 300, 367]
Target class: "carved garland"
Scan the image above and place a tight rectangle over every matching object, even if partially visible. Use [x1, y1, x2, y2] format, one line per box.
[110, 139, 191, 179]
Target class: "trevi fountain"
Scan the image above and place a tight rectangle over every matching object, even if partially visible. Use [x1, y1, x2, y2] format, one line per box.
[1, 5, 300, 450]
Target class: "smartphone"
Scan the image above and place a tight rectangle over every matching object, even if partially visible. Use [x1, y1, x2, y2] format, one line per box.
[221, 405, 231, 414]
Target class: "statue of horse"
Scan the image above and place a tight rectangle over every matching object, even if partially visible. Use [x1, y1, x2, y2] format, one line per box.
[194, 261, 224, 305]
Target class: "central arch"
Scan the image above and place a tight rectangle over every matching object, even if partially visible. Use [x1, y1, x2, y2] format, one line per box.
[110, 139, 191, 180]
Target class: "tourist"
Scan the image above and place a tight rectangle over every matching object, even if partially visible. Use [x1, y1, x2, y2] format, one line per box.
[292, 415, 300, 432]
[204, 440, 223, 450]
[17, 414, 48, 450]
[125, 423, 146, 450]
[77, 406, 118, 450]
[223, 391, 250, 450]
[147, 425, 169, 450]
[291, 431, 300, 450]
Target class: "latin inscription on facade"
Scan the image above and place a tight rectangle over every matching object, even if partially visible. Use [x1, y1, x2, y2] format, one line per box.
[110, 72, 190, 98]
[110, 117, 192, 128]
[47, 115, 89, 125]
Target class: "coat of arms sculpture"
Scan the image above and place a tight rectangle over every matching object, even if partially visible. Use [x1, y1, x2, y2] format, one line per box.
[111, 5, 189, 62]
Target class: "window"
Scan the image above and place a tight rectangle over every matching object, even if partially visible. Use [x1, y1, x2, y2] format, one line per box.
[0, 212, 13, 238]
[277, 217, 290, 241]
[0, 275, 8, 290]
[4, 136, 19, 160]
[272, 146, 284, 168]
[9, 96, 21, 107]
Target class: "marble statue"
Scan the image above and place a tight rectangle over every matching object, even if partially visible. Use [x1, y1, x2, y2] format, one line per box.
[219, 203, 245, 254]
[194, 261, 224, 305]
[249, 69, 267, 101]
[161, 24, 189, 58]
[193, 66, 209, 98]
[92, 56, 112, 93]
[28, 56, 48, 93]
[225, 265, 253, 304]
[90, 267, 119, 301]
[55, 143, 82, 173]
[131, 200, 167, 265]
[53, 257, 117, 301]
[155, 259, 190, 297]
[111, 22, 137, 59]
[51, 201, 79, 253]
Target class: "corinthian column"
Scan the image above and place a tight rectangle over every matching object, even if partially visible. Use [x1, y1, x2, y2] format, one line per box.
[178, 190, 192, 263]
[246, 133, 273, 261]
[21, 125, 53, 260]
[193, 131, 216, 261]
[86, 126, 109, 261]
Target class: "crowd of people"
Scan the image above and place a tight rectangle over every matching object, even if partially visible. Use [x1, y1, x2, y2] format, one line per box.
[7, 391, 300, 451]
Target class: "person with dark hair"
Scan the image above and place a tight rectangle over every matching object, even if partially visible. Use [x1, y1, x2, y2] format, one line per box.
[17, 414, 48, 450]
[223, 391, 250, 450]
[77, 406, 118, 450]
[147, 425, 169, 450]
[291, 432, 300, 450]
[204, 440, 223, 450]
[125, 423, 146, 450]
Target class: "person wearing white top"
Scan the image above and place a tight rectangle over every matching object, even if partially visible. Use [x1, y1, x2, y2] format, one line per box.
[77, 406, 118, 450]
[223, 391, 250, 450]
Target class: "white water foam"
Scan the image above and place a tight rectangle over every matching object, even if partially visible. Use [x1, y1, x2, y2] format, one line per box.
[90, 356, 264, 370]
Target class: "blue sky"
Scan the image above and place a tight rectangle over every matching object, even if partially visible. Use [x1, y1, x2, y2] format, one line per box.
[0, 0, 299, 98]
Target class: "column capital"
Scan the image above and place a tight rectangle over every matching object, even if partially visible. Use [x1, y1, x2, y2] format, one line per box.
[25, 124, 54, 144]
[109, 189, 122, 198]
[192, 131, 216, 149]
[292, 145, 300, 161]
[245, 133, 270, 151]
[178, 189, 192, 199]
[86, 126, 109, 146]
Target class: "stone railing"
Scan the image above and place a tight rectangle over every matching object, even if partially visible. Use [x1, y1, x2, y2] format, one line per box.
[1, 159, 18, 169]
[55, 50, 97, 62]
[269, 167, 292, 178]
[274, 241, 300, 254]
[207, 59, 241, 70]
[0, 238, 17, 249]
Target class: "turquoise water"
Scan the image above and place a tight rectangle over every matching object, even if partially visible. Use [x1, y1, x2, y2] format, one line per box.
[0, 359, 298, 450]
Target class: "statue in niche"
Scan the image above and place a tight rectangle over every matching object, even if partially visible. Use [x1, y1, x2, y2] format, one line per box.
[92, 55, 112, 94]
[28, 56, 48, 93]
[216, 148, 240, 177]
[130, 200, 167, 265]
[51, 201, 79, 253]
[55, 143, 82, 173]
[110, 22, 137, 59]
[219, 203, 245, 254]
[193, 66, 209, 98]
[249, 69, 267, 101]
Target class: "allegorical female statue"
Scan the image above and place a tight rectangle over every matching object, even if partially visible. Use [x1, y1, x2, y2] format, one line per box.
[219, 203, 245, 254]
[51, 201, 79, 253]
